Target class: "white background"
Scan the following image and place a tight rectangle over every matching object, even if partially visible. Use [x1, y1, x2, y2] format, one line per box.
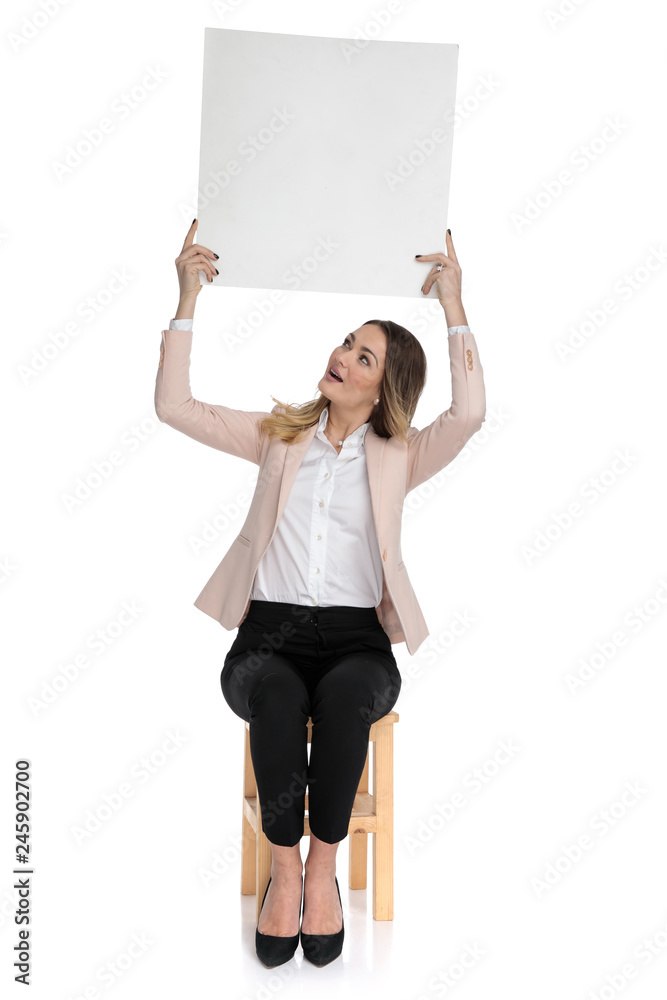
[2, 0, 666, 997]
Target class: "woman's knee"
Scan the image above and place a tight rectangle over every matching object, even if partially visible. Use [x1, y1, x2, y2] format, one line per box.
[314, 656, 401, 725]
[362, 662, 401, 724]
[222, 652, 308, 716]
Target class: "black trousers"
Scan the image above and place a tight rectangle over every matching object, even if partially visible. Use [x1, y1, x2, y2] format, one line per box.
[220, 599, 402, 847]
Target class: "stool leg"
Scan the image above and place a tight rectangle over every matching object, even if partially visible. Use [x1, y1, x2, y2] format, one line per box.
[241, 726, 256, 895]
[349, 746, 369, 890]
[372, 724, 394, 920]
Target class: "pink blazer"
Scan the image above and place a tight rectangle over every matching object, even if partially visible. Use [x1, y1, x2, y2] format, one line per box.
[155, 328, 485, 655]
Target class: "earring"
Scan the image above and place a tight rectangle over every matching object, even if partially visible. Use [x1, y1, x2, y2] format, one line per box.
[374, 398, 379, 404]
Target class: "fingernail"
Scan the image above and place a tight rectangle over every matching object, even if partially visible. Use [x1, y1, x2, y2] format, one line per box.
[192, 218, 197, 224]
[215, 268, 219, 275]
[447, 229, 451, 235]
[415, 254, 422, 258]
[213, 253, 219, 259]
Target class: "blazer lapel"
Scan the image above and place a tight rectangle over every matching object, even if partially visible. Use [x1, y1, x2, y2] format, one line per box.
[273, 420, 384, 529]
[274, 422, 318, 524]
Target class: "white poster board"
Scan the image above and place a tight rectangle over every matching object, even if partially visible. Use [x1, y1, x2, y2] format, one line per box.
[197, 28, 459, 298]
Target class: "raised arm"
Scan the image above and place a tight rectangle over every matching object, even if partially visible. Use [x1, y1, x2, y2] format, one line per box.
[154, 327, 271, 464]
[153, 220, 270, 465]
[405, 328, 485, 493]
[406, 232, 486, 493]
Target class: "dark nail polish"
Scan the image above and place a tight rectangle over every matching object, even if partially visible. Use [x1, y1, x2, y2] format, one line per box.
[213, 253, 219, 259]
[415, 254, 422, 258]
[192, 218, 197, 224]
[447, 229, 451, 235]
[215, 268, 219, 275]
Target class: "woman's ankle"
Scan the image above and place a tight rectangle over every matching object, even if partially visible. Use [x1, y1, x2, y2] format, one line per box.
[304, 857, 337, 877]
[270, 857, 303, 879]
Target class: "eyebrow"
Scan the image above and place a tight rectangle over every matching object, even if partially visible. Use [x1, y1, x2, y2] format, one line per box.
[347, 331, 379, 366]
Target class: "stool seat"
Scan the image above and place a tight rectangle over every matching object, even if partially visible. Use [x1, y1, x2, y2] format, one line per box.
[241, 710, 398, 921]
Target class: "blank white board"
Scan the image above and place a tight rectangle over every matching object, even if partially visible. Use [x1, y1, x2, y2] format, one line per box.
[197, 28, 459, 298]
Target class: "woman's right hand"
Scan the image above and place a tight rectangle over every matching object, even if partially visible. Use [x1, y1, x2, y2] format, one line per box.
[175, 218, 219, 299]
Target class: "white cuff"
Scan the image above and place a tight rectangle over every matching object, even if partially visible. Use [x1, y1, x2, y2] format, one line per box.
[169, 318, 193, 331]
[447, 325, 470, 335]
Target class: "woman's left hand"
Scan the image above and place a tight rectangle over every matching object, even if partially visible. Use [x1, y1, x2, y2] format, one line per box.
[416, 230, 462, 306]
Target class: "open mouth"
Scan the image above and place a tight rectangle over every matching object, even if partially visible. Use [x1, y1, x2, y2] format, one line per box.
[328, 367, 343, 382]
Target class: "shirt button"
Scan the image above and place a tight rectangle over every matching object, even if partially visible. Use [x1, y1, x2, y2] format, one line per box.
[317, 534, 322, 540]
[318, 501, 324, 508]
[315, 568, 320, 574]
[311, 598, 317, 605]
[323, 472, 329, 477]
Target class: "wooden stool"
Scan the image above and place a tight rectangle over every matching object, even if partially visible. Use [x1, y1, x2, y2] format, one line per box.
[241, 710, 398, 921]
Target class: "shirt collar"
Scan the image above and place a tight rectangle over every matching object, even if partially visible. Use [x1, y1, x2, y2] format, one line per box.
[317, 405, 370, 450]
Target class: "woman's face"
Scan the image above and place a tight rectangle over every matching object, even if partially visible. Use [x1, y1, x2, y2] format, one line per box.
[318, 324, 386, 409]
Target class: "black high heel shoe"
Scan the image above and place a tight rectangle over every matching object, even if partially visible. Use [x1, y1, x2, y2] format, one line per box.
[255, 874, 303, 968]
[300, 874, 344, 967]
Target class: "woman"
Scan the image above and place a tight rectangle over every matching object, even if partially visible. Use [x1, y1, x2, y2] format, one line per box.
[155, 220, 486, 968]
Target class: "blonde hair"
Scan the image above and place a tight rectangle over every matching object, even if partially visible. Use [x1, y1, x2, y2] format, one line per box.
[259, 320, 427, 446]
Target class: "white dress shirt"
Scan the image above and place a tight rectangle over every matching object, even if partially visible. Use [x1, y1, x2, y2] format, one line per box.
[165, 316, 471, 608]
[251, 404, 381, 608]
